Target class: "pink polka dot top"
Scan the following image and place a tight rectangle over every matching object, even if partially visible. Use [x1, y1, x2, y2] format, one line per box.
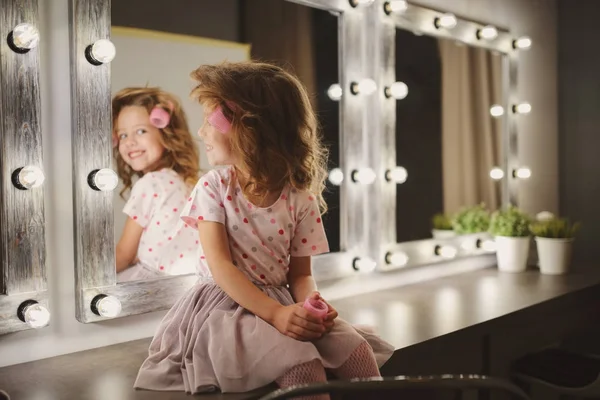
[180, 166, 329, 286]
[123, 168, 193, 274]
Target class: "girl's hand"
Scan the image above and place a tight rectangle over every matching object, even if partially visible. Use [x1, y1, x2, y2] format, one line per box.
[272, 304, 325, 341]
[322, 300, 338, 333]
[305, 291, 338, 333]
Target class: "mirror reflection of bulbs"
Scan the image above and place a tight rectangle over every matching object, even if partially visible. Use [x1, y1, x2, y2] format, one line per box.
[91, 294, 122, 318]
[88, 168, 119, 191]
[385, 166, 408, 183]
[490, 167, 504, 180]
[8, 23, 40, 53]
[490, 105, 504, 117]
[328, 168, 344, 186]
[327, 84, 343, 101]
[17, 300, 50, 329]
[85, 39, 116, 65]
[384, 0, 408, 14]
[353, 257, 377, 272]
[385, 251, 409, 267]
[513, 167, 531, 179]
[513, 102, 532, 114]
[434, 13, 457, 30]
[350, 79, 377, 96]
[349, 0, 375, 7]
[12, 166, 45, 190]
[351, 168, 376, 184]
[384, 82, 408, 99]
[434, 244, 457, 259]
[477, 25, 498, 40]
[513, 36, 532, 50]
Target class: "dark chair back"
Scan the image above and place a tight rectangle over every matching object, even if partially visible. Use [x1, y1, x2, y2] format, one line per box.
[257, 374, 531, 400]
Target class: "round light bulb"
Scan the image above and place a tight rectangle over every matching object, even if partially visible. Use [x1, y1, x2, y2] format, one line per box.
[513, 36, 532, 50]
[386, 166, 408, 183]
[86, 39, 116, 65]
[18, 301, 50, 329]
[385, 81, 409, 99]
[92, 294, 122, 318]
[12, 165, 45, 190]
[384, 0, 407, 14]
[327, 84, 343, 101]
[88, 168, 119, 191]
[489, 167, 504, 180]
[514, 167, 531, 179]
[478, 25, 498, 40]
[351, 79, 377, 96]
[9, 23, 40, 52]
[351, 168, 376, 184]
[435, 13, 457, 29]
[350, 0, 374, 7]
[513, 102, 532, 114]
[386, 251, 409, 267]
[435, 245, 457, 259]
[490, 105, 504, 117]
[328, 168, 344, 186]
[353, 257, 377, 272]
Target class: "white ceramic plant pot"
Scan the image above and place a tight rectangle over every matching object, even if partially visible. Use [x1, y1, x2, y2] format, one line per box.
[432, 229, 456, 239]
[535, 237, 573, 275]
[494, 236, 530, 273]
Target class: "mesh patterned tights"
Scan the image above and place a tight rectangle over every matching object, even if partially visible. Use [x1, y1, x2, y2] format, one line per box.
[275, 342, 380, 400]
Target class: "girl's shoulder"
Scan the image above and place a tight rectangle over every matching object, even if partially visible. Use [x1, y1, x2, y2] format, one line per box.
[197, 166, 234, 190]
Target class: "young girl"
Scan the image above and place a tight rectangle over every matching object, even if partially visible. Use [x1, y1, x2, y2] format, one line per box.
[134, 62, 394, 397]
[112, 87, 202, 282]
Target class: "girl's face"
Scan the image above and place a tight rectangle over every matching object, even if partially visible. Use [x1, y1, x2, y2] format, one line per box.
[116, 106, 165, 173]
[198, 105, 234, 166]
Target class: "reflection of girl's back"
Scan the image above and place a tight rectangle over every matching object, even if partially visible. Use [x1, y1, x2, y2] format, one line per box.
[112, 87, 201, 282]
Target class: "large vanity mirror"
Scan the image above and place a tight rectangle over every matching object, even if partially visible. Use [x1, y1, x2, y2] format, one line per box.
[379, 1, 531, 270]
[110, 1, 343, 283]
[70, 0, 368, 322]
[0, 0, 49, 335]
[394, 29, 505, 243]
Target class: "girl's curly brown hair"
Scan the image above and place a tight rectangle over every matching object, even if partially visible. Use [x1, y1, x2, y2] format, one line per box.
[190, 61, 329, 214]
[112, 87, 200, 198]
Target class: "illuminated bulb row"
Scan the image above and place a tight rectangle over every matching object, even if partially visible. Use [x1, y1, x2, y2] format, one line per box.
[7, 23, 39, 53]
[347, 167, 408, 185]
[12, 166, 45, 190]
[489, 167, 531, 180]
[91, 294, 122, 318]
[346, 80, 409, 100]
[382, 3, 532, 50]
[386, 238, 496, 268]
[489, 103, 532, 117]
[17, 300, 50, 329]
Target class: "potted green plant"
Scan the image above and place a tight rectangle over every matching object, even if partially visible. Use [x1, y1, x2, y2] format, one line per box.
[530, 217, 580, 275]
[451, 203, 491, 234]
[431, 213, 455, 239]
[488, 205, 531, 273]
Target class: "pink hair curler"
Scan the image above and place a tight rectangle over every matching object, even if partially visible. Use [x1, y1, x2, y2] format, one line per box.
[303, 297, 328, 319]
[207, 105, 232, 134]
[149, 106, 171, 129]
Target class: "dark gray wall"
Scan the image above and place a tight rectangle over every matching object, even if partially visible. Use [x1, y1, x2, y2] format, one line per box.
[558, 0, 600, 263]
[112, 0, 239, 41]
